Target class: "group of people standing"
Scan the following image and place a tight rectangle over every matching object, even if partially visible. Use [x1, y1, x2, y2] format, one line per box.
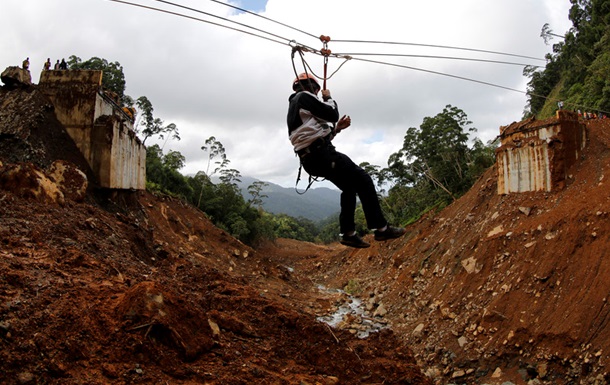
[578, 110, 607, 120]
[22, 57, 68, 71]
[44, 58, 68, 71]
[558, 101, 607, 120]
[33, 57, 68, 71]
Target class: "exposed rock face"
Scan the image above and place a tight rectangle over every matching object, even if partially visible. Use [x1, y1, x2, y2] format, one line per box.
[1, 66, 32, 87]
[47, 160, 88, 202]
[0, 162, 64, 204]
[0, 160, 87, 204]
[0, 86, 96, 187]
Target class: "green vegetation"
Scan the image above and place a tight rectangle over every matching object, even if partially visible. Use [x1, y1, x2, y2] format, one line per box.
[146, 140, 276, 246]
[525, 0, 610, 117]
[371, 105, 497, 227]
[343, 279, 362, 295]
[67, 56, 127, 103]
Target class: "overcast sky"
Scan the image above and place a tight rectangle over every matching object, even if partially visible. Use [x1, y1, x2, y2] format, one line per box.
[1, 0, 573, 188]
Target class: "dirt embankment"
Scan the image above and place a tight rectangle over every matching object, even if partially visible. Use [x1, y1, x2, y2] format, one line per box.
[0, 85, 429, 384]
[296, 118, 610, 384]
[2, 83, 610, 385]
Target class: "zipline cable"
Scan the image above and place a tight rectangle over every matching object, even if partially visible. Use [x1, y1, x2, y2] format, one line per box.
[106, 0, 541, 98]
[331, 39, 546, 62]
[206, 0, 545, 64]
[345, 55, 528, 94]
[332, 52, 541, 67]
[204, 0, 319, 40]
[110, 0, 543, 71]
[108, 0, 608, 114]
[107, 0, 306, 49]
[340, 55, 609, 115]
[146, 0, 296, 45]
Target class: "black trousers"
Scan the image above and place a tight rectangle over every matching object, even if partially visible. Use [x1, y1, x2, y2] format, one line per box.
[301, 143, 387, 234]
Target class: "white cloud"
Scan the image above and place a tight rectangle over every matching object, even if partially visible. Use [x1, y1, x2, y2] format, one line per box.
[1, 0, 573, 188]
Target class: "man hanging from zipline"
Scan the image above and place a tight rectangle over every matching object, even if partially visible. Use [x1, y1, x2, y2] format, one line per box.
[286, 72, 406, 248]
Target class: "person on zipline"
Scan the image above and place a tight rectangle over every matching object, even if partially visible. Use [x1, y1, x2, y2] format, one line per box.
[286, 72, 406, 248]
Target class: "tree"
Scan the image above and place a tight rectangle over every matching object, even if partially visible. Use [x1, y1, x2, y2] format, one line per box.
[201, 136, 228, 177]
[383, 105, 494, 224]
[134, 96, 180, 145]
[198, 136, 228, 208]
[67, 56, 126, 102]
[525, 0, 610, 117]
[247, 181, 269, 209]
[162, 150, 186, 171]
[145, 144, 193, 200]
[389, 105, 475, 199]
[219, 168, 241, 191]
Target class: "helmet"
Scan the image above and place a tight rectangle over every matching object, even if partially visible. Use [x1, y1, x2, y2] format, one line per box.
[292, 73, 320, 91]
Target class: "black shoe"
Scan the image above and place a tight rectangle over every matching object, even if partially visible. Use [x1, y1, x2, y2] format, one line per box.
[374, 226, 406, 241]
[340, 234, 370, 248]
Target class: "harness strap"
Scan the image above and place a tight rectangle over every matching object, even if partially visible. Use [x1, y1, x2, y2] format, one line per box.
[294, 160, 317, 195]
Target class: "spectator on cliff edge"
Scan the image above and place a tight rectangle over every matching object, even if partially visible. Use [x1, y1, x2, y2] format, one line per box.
[59, 59, 68, 70]
[43, 58, 51, 71]
[54, 60, 60, 70]
[22, 57, 30, 71]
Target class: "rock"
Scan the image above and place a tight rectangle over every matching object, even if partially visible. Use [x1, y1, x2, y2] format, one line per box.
[487, 225, 504, 238]
[461, 257, 481, 274]
[366, 297, 376, 311]
[0, 163, 65, 204]
[373, 303, 387, 317]
[413, 323, 425, 337]
[47, 160, 88, 202]
[424, 366, 441, 378]
[208, 319, 221, 338]
[537, 362, 548, 378]
[458, 336, 468, 348]
[1, 66, 32, 87]
[519, 206, 532, 216]
[491, 367, 503, 378]
[323, 376, 339, 384]
[440, 307, 457, 319]
[17, 371, 35, 384]
[452, 369, 465, 378]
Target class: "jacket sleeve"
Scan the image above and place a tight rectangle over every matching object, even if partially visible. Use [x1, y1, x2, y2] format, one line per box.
[296, 92, 340, 123]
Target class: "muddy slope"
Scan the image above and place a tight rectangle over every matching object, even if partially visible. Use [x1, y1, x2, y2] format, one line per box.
[299, 118, 610, 384]
[0, 85, 430, 384]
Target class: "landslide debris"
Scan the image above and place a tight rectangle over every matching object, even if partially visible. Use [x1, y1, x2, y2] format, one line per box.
[4, 79, 610, 385]
[296, 117, 610, 384]
[0, 84, 430, 384]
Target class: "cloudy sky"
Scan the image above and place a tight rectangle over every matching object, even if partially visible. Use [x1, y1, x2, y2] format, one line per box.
[1, 0, 572, 188]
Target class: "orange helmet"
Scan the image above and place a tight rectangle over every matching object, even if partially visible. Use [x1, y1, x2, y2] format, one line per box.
[292, 72, 320, 91]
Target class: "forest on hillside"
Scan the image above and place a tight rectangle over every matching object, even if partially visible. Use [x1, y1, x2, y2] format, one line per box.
[525, 0, 610, 119]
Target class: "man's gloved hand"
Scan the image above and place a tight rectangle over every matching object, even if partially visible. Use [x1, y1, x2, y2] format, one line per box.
[321, 89, 331, 101]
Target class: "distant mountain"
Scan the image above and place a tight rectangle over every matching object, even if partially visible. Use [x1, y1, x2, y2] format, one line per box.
[237, 176, 340, 222]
